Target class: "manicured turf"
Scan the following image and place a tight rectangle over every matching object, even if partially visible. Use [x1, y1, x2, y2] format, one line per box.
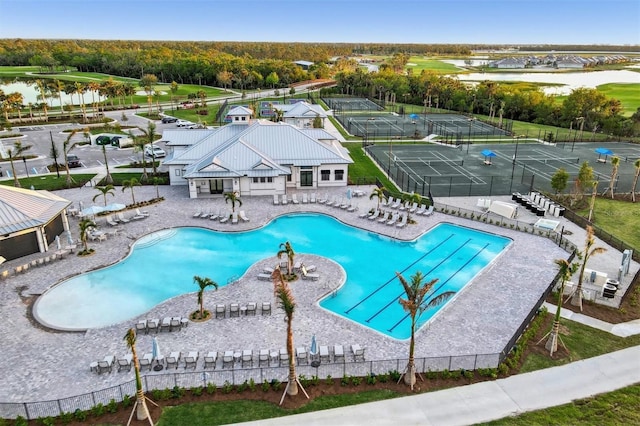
[597, 83, 640, 116]
[405, 57, 463, 74]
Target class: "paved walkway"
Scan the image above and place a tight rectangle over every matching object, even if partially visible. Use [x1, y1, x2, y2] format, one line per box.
[238, 345, 640, 426]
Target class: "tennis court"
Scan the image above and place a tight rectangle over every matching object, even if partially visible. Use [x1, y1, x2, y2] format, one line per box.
[366, 142, 640, 197]
[323, 97, 384, 112]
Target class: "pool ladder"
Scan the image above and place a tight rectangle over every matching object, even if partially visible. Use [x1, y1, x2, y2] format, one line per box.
[134, 229, 177, 249]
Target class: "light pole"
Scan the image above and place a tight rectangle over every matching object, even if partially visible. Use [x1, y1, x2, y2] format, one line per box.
[572, 116, 584, 152]
[22, 156, 30, 179]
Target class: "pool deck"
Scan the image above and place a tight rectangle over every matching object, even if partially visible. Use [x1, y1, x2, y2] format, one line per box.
[0, 184, 637, 405]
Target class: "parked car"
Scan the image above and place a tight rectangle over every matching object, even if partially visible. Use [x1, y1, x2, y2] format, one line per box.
[161, 116, 178, 123]
[66, 154, 81, 168]
[95, 135, 112, 145]
[144, 144, 166, 158]
[176, 119, 195, 127]
[110, 136, 134, 148]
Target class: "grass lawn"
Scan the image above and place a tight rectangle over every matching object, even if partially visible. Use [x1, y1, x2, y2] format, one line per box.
[0, 173, 96, 190]
[597, 83, 640, 116]
[576, 197, 640, 251]
[405, 57, 463, 74]
[482, 384, 640, 425]
[343, 143, 397, 191]
[157, 390, 401, 426]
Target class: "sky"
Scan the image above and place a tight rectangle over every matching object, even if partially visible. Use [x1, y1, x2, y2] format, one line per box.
[0, 0, 639, 45]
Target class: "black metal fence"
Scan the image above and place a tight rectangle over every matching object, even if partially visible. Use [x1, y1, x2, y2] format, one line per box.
[1, 352, 500, 420]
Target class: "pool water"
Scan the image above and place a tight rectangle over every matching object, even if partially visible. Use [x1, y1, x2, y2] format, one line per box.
[34, 215, 510, 337]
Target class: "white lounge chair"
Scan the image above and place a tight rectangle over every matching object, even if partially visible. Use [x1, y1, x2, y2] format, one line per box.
[219, 212, 230, 223]
[229, 303, 240, 317]
[132, 210, 146, 220]
[193, 211, 203, 218]
[333, 345, 344, 362]
[296, 347, 308, 364]
[302, 193, 308, 203]
[319, 345, 330, 363]
[222, 351, 234, 368]
[367, 210, 380, 221]
[245, 302, 257, 316]
[423, 205, 435, 216]
[279, 348, 289, 366]
[281, 194, 288, 205]
[135, 319, 147, 335]
[301, 265, 319, 281]
[258, 349, 270, 367]
[146, 318, 159, 333]
[209, 210, 220, 221]
[409, 202, 418, 213]
[378, 212, 390, 223]
[242, 349, 254, 367]
[317, 193, 328, 204]
[416, 204, 427, 215]
[105, 215, 119, 226]
[135, 208, 149, 217]
[396, 213, 408, 228]
[139, 353, 153, 371]
[310, 192, 316, 203]
[204, 351, 218, 369]
[98, 355, 116, 374]
[184, 351, 199, 370]
[391, 198, 402, 209]
[231, 212, 238, 224]
[239, 210, 250, 222]
[351, 344, 365, 361]
[273, 194, 280, 205]
[117, 212, 130, 223]
[165, 351, 181, 369]
[117, 354, 133, 372]
[386, 212, 399, 226]
[160, 317, 171, 332]
[292, 194, 300, 204]
[261, 301, 271, 315]
[257, 273, 271, 281]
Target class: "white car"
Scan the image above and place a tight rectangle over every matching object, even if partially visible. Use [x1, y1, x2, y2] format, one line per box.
[144, 144, 166, 158]
[176, 119, 195, 127]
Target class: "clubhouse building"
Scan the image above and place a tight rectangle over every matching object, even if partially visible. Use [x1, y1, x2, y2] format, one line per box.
[163, 106, 352, 198]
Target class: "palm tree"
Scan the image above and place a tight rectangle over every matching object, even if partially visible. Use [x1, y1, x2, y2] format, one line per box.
[122, 178, 141, 205]
[129, 131, 149, 183]
[151, 176, 162, 200]
[405, 192, 422, 221]
[369, 186, 387, 211]
[540, 258, 579, 356]
[6, 140, 32, 187]
[92, 185, 115, 206]
[101, 143, 113, 185]
[272, 268, 309, 405]
[224, 191, 242, 213]
[277, 241, 295, 277]
[62, 129, 82, 188]
[124, 329, 154, 424]
[606, 156, 620, 199]
[193, 275, 218, 320]
[569, 226, 606, 311]
[396, 271, 455, 389]
[631, 159, 640, 203]
[140, 74, 158, 116]
[138, 122, 158, 177]
[78, 218, 96, 254]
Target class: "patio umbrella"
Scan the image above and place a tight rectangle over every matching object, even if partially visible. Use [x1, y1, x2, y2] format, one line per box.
[152, 336, 163, 369]
[55, 235, 61, 250]
[409, 113, 419, 120]
[595, 147, 614, 163]
[81, 205, 105, 217]
[346, 188, 352, 200]
[309, 334, 317, 356]
[104, 203, 126, 212]
[78, 201, 84, 211]
[481, 149, 496, 164]
[66, 231, 74, 246]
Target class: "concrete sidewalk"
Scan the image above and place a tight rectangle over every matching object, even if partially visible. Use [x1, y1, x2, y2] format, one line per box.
[237, 345, 640, 426]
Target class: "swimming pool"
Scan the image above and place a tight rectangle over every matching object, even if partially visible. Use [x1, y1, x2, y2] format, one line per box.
[34, 215, 511, 337]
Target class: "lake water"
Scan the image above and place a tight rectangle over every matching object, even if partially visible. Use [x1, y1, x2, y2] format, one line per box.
[0, 81, 102, 107]
[454, 69, 640, 95]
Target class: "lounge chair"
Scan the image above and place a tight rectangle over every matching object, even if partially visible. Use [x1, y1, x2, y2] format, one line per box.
[367, 210, 380, 221]
[292, 194, 300, 204]
[303, 264, 316, 273]
[386, 212, 399, 226]
[135, 319, 147, 334]
[184, 351, 199, 370]
[351, 344, 365, 361]
[317, 193, 328, 204]
[347, 203, 357, 212]
[139, 353, 153, 371]
[98, 355, 116, 374]
[242, 349, 254, 367]
[263, 266, 275, 274]
[200, 211, 211, 218]
[423, 205, 435, 216]
[358, 210, 369, 218]
[378, 212, 390, 223]
[239, 210, 250, 222]
[219, 212, 230, 223]
[215, 304, 226, 318]
[146, 318, 159, 333]
[245, 302, 257, 316]
[301, 193, 308, 203]
[281, 194, 288, 205]
[273, 194, 280, 205]
[193, 211, 203, 218]
[409, 202, 419, 213]
[296, 347, 308, 364]
[279, 348, 289, 366]
[135, 208, 149, 217]
[391, 198, 402, 209]
[333, 345, 344, 363]
[116, 212, 130, 223]
[222, 351, 235, 368]
[165, 352, 181, 369]
[396, 213, 408, 228]
[258, 349, 270, 367]
[381, 196, 392, 208]
[257, 272, 271, 281]
[310, 192, 316, 203]
[105, 215, 119, 226]
[160, 317, 172, 332]
[301, 265, 319, 281]
[229, 303, 240, 317]
[231, 212, 238, 224]
[117, 354, 133, 372]
[416, 204, 427, 215]
[132, 211, 146, 220]
[209, 210, 220, 221]
[261, 301, 271, 315]
[319, 345, 330, 363]
[204, 351, 218, 369]
[170, 317, 181, 331]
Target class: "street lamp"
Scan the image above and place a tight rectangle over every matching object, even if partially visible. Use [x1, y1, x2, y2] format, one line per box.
[572, 116, 584, 152]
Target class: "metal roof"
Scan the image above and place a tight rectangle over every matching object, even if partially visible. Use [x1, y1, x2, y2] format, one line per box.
[0, 186, 71, 235]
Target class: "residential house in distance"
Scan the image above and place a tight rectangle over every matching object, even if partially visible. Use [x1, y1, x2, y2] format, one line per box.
[272, 101, 327, 128]
[294, 60, 314, 70]
[162, 106, 352, 198]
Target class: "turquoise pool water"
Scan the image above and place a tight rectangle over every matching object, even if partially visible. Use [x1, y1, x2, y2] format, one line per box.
[34, 215, 510, 337]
